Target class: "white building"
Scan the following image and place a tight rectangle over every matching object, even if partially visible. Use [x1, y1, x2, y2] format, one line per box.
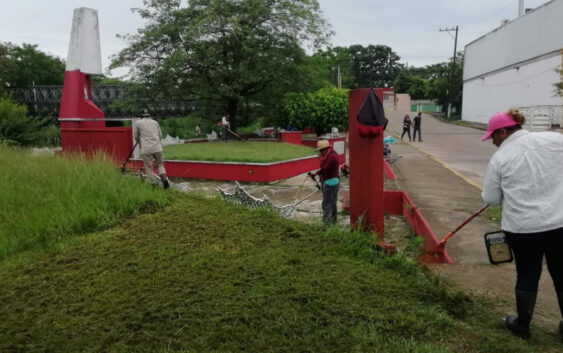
[462, 0, 563, 127]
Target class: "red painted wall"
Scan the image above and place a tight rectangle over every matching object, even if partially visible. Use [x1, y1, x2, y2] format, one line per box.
[130, 156, 320, 183]
[280, 131, 303, 145]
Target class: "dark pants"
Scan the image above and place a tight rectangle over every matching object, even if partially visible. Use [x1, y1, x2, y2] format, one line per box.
[413, 126, 422, 141]
[322, 183, 339, 225]
[506, 227, 563, 293]
[401, 128, 411, 140]
[222, 126, 228, 141]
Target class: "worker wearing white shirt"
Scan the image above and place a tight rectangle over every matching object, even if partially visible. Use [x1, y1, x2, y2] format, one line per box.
[482, 109, 563, 339]
[133, 111, 170, 189]
[221, 114, 231, 141]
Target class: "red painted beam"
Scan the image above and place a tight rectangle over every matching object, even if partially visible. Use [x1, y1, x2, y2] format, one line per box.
[128, 155, 320, 183]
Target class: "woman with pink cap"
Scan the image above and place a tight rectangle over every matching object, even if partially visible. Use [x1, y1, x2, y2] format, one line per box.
[482, 108, 563, 339]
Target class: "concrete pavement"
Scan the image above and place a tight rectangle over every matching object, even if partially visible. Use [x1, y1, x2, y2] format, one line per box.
[384, 109, 561, 332]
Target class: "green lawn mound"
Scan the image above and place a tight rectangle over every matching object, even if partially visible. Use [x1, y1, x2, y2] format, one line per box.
[1, 194, 561, 352]
[163, 141, 316, 163]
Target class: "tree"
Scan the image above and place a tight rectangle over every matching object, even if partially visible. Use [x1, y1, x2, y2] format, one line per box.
[283, 87, 347, 135]
[426, 52, 464, 115]
[111, 0, 332, 130]
[348, 45, 402, 88]
[0, 43, 65, 88]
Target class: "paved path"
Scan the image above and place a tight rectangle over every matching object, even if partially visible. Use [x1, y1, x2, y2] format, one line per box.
[387, 111, 497, 188]
[384, 109, 561, 333]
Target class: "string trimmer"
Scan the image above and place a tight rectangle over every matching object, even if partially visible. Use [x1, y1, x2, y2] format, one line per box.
[121, 141, 138, 174]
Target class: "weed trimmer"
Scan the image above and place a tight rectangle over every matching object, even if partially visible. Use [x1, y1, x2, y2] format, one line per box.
[225, 126, 247, 141]
[121, 141, 138, 174]
[423, 204, 489, 263]
[307, 172, 322, 190]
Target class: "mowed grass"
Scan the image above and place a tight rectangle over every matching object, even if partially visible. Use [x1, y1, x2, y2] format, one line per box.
[0, 146, 169, 259]
[1, 194, 562, 352]
[163, 141, 316, 162]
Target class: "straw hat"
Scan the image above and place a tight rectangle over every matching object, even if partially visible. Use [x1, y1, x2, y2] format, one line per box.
[316, 140, 330, 150]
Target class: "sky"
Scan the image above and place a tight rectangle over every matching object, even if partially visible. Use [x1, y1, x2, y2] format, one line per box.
[0, 0, 553, 76]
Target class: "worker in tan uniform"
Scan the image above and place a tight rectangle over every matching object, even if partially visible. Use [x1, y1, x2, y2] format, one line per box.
[133, 111, 170, 189]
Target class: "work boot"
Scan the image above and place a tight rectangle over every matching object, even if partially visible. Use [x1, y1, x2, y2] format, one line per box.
[505, 290, 537, 339]
[160, 174, 170, 189]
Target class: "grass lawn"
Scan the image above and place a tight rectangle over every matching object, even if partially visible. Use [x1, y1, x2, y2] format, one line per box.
[163, 141, 316, 163]
[0, 146, 169, 259]
[1, 192, 562, 352]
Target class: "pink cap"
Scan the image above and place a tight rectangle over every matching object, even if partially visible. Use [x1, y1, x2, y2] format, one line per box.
[481, 112, 519, 141]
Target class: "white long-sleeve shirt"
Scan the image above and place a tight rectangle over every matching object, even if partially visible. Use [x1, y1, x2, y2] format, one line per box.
[133, 118, 163, 155]
[482, 129, 563, 233]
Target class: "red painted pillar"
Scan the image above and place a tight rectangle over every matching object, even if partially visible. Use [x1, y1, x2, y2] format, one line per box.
[348, 89, 385, 237]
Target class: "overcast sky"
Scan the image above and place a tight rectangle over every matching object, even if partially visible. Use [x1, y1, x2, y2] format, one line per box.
[0, 0, 552, 76]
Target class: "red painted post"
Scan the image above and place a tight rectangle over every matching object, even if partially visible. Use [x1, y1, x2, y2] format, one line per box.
[348, 88, 385, 237]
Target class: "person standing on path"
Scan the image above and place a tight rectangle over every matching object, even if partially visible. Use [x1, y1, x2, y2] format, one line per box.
[413, 112, 423, 141]
[134, 110, 170, 189]
[401, 114, 412, 141]
[481, 108, 563, 339]
[309, 140, 340, 225]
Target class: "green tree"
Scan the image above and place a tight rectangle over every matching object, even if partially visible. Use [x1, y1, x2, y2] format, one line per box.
[0, 98, 55, 146]
[0, 43, 65, 88]
[426, 52, 464, 115]
[283, 87, 347, 135]
[349, 44, 402, 88]
[111, 0, 332, 130]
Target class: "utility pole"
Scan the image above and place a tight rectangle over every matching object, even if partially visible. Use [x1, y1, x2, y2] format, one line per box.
[439, 26, 459, 118]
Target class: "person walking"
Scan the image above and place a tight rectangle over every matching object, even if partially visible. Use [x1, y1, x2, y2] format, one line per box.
[309, 140, 340, 225]
[195, 123, 202, 137]
[413, 112, 423, 141]
[481, 108, 563, 339]
[401, 114, 412, 141]
[133, 110, 170, 189]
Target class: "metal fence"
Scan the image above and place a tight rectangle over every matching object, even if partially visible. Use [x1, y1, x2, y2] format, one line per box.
[9, 85, 199, 118]
[518, 105, 563, 131]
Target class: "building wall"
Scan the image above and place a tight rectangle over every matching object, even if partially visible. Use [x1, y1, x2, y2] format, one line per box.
[463, 54, 562, 123]
[462, 0, 563, 123]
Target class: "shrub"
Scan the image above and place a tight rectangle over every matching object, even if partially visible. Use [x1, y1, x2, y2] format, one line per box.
[0, 98, 54, 146]
[283, 87, 348, 135]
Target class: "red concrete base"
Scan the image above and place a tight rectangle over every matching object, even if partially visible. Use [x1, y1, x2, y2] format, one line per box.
[342, 188, 454, 264]
[60, 127, 133, 163]
[128, 155, 320, 182]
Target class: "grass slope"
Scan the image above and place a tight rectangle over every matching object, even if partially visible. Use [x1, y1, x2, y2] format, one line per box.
[163, 141, 315, 163]
[1, 194, 561, 353]
[0, 147, 169, 259]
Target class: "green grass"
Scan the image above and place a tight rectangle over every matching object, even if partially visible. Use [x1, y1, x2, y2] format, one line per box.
[1, 194, 562, 352]
[0, 146, 169, 259]
[163, 141, 316, 162]
[486, 205, 502, 222]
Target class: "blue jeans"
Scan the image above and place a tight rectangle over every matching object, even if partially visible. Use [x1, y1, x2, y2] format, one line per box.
[506, 226, 563, 292]
[322, 183, 339, 225]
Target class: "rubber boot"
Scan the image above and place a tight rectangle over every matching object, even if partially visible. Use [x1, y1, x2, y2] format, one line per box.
[556, 292, 563, 337]
[160, 174, 170, 189]
[505, 290, 537, 339]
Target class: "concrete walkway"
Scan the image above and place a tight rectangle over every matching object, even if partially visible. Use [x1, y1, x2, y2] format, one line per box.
[384, 110, 561, 332]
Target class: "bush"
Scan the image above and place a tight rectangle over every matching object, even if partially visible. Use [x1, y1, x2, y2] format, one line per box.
[283, 87, 348, 135]
[0, 98, 56, 146]
[159, 116, 216, 139]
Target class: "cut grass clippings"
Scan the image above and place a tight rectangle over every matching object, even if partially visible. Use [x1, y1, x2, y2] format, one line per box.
[1, 194, 562, 353]
[163, 141, 316, 163]
[0, 146, 169, 259]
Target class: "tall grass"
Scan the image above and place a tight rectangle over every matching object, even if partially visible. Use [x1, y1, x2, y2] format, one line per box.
[163, 141, 315, 162]
[0, 146, 169, 259]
